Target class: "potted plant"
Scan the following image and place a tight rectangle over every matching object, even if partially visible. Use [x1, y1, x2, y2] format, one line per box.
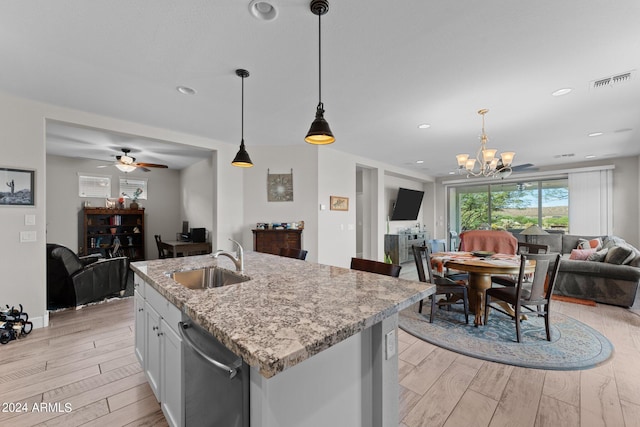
[122, 188, 142, 209]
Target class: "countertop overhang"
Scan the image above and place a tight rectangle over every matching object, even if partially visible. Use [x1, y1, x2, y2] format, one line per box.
[131, 252, 434, 378]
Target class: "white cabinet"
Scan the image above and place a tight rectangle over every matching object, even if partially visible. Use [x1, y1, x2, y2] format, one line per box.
[134, 273, 183, 427]
[134, 289, 146, 366]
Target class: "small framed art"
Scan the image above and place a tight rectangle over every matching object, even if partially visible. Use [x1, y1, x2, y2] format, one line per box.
[330, 196, 349, 211]
[0, 168, 34, 206]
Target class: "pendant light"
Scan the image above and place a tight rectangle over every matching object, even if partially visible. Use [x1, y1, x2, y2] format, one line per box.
[232, 68, 254, 167]
[305, 0, 335, 145]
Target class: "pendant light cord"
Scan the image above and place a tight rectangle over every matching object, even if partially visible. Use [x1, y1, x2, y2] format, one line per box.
[241, 74, 245, 141]
[318, 12, 322, 106]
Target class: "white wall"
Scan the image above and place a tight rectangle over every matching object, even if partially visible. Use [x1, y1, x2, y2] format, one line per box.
[242, 145, 319, 261]
[317, 148, 357, 267]
[46, 154, 182, 259]
[0, 91, 244, 328]
[180, 154, 215, 247]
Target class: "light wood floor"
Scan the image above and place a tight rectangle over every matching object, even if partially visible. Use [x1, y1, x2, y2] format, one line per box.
[2, 283, 639, 427]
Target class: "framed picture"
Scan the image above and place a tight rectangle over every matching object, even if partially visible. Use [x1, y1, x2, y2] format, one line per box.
[330, 196, 349, 211]
[0, 168, 34, 206]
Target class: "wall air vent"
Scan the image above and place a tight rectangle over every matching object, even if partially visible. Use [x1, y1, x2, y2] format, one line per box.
[591, 70, 634, 90]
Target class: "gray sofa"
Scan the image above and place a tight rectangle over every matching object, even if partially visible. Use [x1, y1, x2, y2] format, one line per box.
[516, 233, 640, 307]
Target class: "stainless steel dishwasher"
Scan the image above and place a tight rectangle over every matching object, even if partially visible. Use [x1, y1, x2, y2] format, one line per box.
[179, 314, 249, 427]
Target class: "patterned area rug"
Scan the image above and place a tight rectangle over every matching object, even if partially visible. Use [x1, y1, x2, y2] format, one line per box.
[399, 305, 613, 370]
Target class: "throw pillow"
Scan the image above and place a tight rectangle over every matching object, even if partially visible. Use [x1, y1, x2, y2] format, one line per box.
[587, 248, 609, 262]
[577, 237, 603, 251]
[604, 245, 634, 265]
[570, 248, 596, 260]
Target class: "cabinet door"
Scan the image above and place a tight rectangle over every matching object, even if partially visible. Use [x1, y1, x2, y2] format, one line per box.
[161, 320, 183, 427]
[144, 301, 162, 401]
[134, 290, 146, 367]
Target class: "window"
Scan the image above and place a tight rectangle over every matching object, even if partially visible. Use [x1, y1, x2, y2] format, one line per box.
[448, 178, 569, 234]
[79, 174, 111, 198]
[119, 178, 147, 200]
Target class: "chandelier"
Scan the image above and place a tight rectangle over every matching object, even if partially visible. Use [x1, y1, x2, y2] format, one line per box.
[456, 109, 515, 178]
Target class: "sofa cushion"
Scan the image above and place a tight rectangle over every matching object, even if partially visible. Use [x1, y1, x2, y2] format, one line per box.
[604, 245, 634, 265]
[587, 247, 609, 262]
[577, 237, 603, 251]
[570, 248, 596, 260]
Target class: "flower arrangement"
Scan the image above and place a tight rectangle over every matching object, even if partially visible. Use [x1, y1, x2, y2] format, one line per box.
[122, 188, 143, 209]
[122, 188, 143, 202]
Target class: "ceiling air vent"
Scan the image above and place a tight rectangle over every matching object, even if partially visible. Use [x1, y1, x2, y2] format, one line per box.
[591, 71, 634, 90]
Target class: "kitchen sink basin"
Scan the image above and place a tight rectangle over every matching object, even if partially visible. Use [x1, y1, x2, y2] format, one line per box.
[170, 267, 249, 290]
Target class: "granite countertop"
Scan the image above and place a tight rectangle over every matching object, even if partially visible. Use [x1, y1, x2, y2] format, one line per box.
[131, 251, 433, 378]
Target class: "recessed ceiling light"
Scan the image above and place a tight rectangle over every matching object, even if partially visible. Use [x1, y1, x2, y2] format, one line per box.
[588, 132, 603, 137]
[552, 88, 572, 97]
[176, 86, 196, 95]
[249, 0, 278, 21]
[585, 155, 597, 159]
[416, 160, 424, 164]
[417, 124, 431, 129]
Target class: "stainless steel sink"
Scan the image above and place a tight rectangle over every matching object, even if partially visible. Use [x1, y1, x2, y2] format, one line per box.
[170, 267, 249, 290]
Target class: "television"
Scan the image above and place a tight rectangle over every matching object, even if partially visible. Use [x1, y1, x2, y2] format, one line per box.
[390, 188, 424, 221]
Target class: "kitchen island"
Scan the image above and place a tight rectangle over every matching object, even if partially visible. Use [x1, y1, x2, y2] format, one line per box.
[131, 251, 433, 427]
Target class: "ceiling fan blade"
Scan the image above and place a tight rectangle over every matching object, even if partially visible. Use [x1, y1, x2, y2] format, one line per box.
[511, 163, 536, 171]
[134, 162, 168, 168]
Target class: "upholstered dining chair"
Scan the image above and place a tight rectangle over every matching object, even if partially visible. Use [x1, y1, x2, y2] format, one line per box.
[484, 253, 562, 342]
[154, 234, 167, 259]
[412, 245, 469, 324]
[350, 257, 401, 277]
[279, 247, 308, 260]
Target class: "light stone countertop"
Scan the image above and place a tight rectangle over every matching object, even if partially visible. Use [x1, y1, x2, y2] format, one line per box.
[131, 251, 434, 378]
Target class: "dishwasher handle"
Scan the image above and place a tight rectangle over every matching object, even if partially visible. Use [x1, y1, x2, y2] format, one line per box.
[179, 321, 239, 379]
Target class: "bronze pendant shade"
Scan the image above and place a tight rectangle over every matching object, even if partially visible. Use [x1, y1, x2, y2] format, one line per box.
[232, 68, 254, 167]
[305, 0, 335, 145]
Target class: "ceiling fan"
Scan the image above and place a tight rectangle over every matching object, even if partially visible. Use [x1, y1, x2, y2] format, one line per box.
[101, 148, 169, 172]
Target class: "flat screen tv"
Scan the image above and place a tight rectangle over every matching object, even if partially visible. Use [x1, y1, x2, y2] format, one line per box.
[390, 188, 424, 221]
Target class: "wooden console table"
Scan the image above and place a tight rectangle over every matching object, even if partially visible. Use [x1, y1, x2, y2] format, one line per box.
[159, 240, 212, 258]
[252, 229, 302, 255]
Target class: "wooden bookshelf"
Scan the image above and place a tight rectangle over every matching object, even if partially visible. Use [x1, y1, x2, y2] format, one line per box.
[81, 207, 145, 261]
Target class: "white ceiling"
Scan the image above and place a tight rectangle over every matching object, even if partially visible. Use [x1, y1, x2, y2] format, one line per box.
[2, 0, 640, 175]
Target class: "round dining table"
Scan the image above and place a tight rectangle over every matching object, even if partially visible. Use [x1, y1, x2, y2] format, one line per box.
[444, 256, 535, 326]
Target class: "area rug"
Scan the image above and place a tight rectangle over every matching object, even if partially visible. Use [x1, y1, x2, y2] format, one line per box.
[399, 306, 613, 370]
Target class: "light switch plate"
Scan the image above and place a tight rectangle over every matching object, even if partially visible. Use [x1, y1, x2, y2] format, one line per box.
[20, 231, 37, 242]
[385, 330, 396, 360]
[25, 214, 36, 225]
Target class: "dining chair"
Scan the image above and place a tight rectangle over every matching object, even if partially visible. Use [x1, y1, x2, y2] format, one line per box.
[279, 247, 308, 260]
[350, 257, 401, 277]
[412, 245, 469, 324]
[428, 239, 447, 253]
[154, 234, 167, 259]
[484, 253, 562, 342]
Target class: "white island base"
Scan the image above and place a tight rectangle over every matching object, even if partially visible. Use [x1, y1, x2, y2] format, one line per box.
[250, 315, 399, 427]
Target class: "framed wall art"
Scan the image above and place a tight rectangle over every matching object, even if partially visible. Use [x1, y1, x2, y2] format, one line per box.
[330, 196, 349, 211]
[267, 168, 294, 202]
[0, 167, 34, 206]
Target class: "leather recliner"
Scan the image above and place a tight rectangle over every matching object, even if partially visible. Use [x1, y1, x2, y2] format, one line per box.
[47, 243, 129, 308]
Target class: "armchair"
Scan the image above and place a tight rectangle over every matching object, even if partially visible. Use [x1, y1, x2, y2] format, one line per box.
[47, 244, 129, 308]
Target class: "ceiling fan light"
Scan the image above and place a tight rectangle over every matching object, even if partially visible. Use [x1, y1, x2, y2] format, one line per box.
[305, 104, 335, 145]
[120, 155, 134, 164]
[232, 140, 253, 168]
[115, 164, 136, 173]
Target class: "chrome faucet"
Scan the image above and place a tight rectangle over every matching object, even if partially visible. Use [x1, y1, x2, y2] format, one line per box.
[212, 238, 244, 272]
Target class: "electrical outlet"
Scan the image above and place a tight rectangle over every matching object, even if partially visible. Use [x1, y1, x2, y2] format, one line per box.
[385, 330, 396, 359]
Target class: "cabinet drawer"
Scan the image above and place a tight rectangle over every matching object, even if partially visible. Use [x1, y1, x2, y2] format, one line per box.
[134, 273, 146, 298]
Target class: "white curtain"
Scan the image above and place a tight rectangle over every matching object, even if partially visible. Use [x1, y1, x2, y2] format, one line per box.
[568, 169, 613, 235]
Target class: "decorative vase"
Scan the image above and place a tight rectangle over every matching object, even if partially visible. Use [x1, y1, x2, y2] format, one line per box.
[130, 202, 139, 210]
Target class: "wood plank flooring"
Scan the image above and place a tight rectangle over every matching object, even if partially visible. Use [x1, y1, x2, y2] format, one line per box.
[2, 272, 639, 426]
